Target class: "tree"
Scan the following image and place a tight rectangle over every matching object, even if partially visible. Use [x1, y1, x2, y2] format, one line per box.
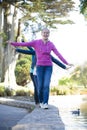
[79, 0, 87, 19]
[0, 3, 19, 89]
[18, 0, 75, 28]
[1, 0, 75, 27]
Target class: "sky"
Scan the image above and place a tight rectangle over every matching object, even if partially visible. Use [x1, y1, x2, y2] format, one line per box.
[49, 0, 87, 65]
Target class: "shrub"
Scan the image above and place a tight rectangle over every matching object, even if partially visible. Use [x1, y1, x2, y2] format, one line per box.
[0, 86, 15, 97]
[0, 86, 5, 96]
[5, 88, 15, 96]
[50, 86, 70, 95]
[15, 58, 30, 86]
[16, 89, 28, 96]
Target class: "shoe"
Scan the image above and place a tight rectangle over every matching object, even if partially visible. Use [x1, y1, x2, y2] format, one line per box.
[39, 103, 43, 108]
[42, 103, 48, 109]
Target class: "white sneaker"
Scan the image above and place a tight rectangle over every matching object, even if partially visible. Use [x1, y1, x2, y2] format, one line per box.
[39, 103, 43, 108]
[42, 103, 48, 109]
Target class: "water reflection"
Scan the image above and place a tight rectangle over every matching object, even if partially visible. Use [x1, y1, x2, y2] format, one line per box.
[80, 98, 87, 125]
[49, 95, 87, 130]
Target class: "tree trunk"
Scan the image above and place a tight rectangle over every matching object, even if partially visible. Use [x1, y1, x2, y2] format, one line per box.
[2, 4, 18, 89]
[0, 6, 4, 82]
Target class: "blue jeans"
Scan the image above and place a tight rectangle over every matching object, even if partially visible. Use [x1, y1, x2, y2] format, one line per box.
[36, 66, 52, 104]
[30, 73, 39, 104]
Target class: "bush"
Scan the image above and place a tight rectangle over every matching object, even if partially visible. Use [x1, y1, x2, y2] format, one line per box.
[0, 86, 5, 96]
[5, 88, 15, 96]
[15, 58, 31, 86]
[0, 86, 15, 97]
[16, 89, 28, 96]
[50, 86, 71, 95]
[0, 85, 32, 97]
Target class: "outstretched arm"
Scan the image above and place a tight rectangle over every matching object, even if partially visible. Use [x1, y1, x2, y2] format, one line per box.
[16, 48, 35, 55]
[52, 44, 73, 67]
[51, 55, 66, 69]
[27, 47, 34, 51]
[51, 55, 72, 70]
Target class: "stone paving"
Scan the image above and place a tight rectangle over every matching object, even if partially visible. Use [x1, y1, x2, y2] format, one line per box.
[0, 97, 65, 130]
[12, 105, 65, 130]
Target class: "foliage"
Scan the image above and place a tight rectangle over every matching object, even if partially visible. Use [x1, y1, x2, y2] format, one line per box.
[0, 85, 34, 97]
[70, 62, 87, 88]
[5, 88, 15, 96]
[58, 77, 72, 86]
[15, 55, 31, 86]
[1, 0, 75, 28]
[58, 61, 87, 89]
[0, 86, 15, 96]
[50, 61, 87, 95]
[50, 85, 79, 95]
[16, 89, 30, 96]
[21, 0, 75, 28]
[0, 86, 5, 96]
[79, 0, 87, 18]
[50, 86, 68, 95]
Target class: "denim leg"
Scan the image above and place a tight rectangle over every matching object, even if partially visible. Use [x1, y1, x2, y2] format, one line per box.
[33, 75, 39, 104]
[36, 66, 52, 104]
[36, 66, 44, 103]
[30, 73, 39, 104]
[43, 66, 52, 104]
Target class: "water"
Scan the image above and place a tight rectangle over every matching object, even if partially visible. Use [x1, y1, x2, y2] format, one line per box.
[60, 102, 87, 130]
[49, 95, 87, 130]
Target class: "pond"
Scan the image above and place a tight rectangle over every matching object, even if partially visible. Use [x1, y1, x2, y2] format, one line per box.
[49, 95, 87, 130]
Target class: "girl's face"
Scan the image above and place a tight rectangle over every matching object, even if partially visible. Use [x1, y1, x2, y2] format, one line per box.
[41, 29, 50, 41]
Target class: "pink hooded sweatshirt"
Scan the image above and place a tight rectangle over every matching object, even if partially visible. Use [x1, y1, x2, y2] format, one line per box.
[11, 39, 69, 66]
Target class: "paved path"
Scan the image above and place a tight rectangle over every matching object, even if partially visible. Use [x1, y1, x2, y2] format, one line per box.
[12, 105, 65, 130]
[0, 104, 28, 130]
[0, 98, 65, 130]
